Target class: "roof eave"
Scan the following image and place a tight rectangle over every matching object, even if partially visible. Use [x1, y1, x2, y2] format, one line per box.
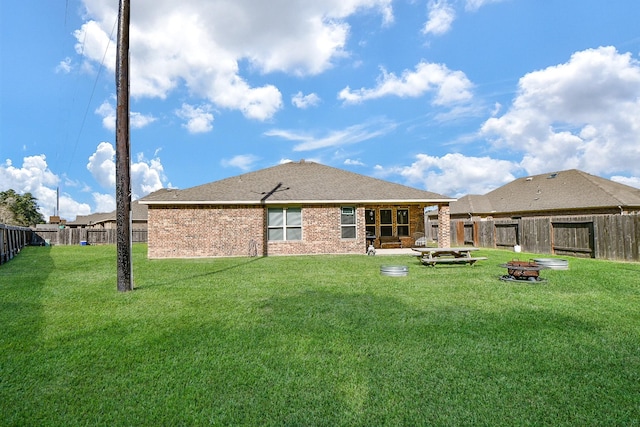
[140, 198, 456, 206]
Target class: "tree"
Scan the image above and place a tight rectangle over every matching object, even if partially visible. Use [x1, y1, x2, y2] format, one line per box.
[0, 189, 45, 226]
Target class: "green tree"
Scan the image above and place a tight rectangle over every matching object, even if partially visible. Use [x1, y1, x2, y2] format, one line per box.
[0, 189, 45, 226]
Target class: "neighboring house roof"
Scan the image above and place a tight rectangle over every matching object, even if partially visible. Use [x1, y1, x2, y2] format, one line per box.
[450, 194, 495, 215]
[140, 160, 453, 205]
[448, 169, 640, 216]
[67, 200, 148, 226]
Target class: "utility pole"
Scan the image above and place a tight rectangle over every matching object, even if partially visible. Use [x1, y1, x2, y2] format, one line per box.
[115, 0, 133, 291]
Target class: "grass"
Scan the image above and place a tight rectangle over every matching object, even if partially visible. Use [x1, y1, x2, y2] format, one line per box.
[1, 244, 639, 426]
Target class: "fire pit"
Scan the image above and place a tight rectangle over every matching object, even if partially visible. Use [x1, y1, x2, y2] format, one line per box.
[499, 260, 547, 282]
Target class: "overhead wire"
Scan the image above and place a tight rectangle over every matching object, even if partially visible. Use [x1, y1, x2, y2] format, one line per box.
[65, 14, 118, 177]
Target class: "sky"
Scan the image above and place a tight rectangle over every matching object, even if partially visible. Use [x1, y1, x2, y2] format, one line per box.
[1, 0, 640, 221]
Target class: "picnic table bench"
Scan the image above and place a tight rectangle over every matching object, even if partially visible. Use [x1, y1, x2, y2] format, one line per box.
[412, 247, 487, 267]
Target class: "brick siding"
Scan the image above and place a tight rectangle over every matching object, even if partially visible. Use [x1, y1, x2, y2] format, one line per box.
[437, 204, 451, 248]
[148, 205, 263, 258]
[147, 203, 428, 258]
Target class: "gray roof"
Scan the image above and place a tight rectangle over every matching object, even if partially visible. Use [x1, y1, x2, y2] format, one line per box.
[450, 194, 495, 215]
[140, 160, 453, 205]
[67, 200, 148, 225]
[449, 169, 640, 215]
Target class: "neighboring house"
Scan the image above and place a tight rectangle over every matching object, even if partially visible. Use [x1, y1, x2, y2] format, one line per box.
[440, 169, 640, 220]
[66, 200, 149, 230]
[424, 169, 640, 259]
[139, 160, 455, 258]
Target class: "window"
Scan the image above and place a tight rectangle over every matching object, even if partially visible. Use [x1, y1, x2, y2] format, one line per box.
[397, 209, 409, 236]
[341, 207, 356, 239]
[379, 209, 393, 237]
[365, 209, 376, 237]
[268, 207, 301, 241]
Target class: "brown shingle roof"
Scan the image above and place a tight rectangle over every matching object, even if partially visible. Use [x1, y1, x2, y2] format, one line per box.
[449, 169, 640, 215]
[140, 160, 453, 205]
[67, 200, 148, 225]
[451, 194, 495, 215]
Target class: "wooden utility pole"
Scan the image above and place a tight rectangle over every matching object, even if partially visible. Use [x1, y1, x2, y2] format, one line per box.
[115, 0, 133, 291]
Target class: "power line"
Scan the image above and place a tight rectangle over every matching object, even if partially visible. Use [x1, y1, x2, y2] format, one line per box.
[65, 16, 118, 177]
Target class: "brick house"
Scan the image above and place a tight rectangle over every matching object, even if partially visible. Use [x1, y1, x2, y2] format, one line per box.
[139, 160, 454, 258]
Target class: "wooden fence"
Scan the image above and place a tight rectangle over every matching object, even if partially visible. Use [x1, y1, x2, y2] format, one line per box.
[445, 213, 640, 262]
[32, 228, 148, 246]
[1, 224, 33, 265]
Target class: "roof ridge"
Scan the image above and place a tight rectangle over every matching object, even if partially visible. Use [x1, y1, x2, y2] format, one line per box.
[577, 169, 640, 205]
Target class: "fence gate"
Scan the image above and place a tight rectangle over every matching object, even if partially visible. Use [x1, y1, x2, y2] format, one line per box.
[552, 221, 595, 258]
[463, 222, 478, 246]
[494, 223, 519, 249]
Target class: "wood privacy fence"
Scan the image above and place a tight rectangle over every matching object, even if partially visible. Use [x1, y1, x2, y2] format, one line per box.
[1, 224, 33, 265]
[32, 228, 148, 246]
[443, 213, 640, 262]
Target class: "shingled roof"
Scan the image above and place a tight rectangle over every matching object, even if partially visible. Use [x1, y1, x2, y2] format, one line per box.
[140, 160, 453, 205]
[67, 200, 148, 226]
[449, 169, 640, 216]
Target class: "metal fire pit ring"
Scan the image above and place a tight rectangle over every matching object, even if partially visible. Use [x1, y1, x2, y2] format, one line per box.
[499, 260, 547, 282]
[380, 265, 409, 277]
[533, 258, 569, 270]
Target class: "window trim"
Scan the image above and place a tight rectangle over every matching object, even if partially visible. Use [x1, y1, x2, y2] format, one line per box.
[379, 208, 393, 237]
[340, 206, 357, 239]
[397, 208, 409, 237]
[267, 207, 302, 241]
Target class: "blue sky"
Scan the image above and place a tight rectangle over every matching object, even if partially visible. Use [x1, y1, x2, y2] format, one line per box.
[1, 0, 640, 221]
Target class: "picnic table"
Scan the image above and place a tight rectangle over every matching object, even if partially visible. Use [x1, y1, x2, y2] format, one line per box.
[412, 247, 487, 267]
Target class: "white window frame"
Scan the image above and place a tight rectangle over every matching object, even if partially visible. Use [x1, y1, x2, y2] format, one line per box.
[267, 207, 302, 241]
[340, 206, 357, 239]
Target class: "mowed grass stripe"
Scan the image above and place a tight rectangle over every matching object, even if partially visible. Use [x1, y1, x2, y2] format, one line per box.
[1, 244, 638, 425]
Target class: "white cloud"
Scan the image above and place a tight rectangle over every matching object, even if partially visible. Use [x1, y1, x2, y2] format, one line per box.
[481, 46, 640, 179]
[74, 0, 394, 121]
[465, 0, 505, 12]
[87, 142, 116, 189]
[86, 142, 168, 199]
[292, 92, 321, 109]
[386, 153, 520, 197]
[176, 103, 214, 133]
[56, 57, 73, 74]
[610, 176, 640, 189]
[131, 158, 166, 199]
[421, 0, 505, 36]
[92, 192, 116, 213]
[0, 155, 91, 220]
[423, 0, 455, 36]
[221, 154, 260, 171]
[0, 147, 167, 221]
[265, 121, 396, 151]
[95, 100, 156, 131]
[339, 61, 473, 106]
[0, 156, 58, 192]
[344, 158, 365, 166]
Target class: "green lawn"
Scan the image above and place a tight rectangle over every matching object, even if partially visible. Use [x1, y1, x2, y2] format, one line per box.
[1, 244, 639, 426]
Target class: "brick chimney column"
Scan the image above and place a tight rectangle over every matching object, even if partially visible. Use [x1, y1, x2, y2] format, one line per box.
[438, 204, 451, 248]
